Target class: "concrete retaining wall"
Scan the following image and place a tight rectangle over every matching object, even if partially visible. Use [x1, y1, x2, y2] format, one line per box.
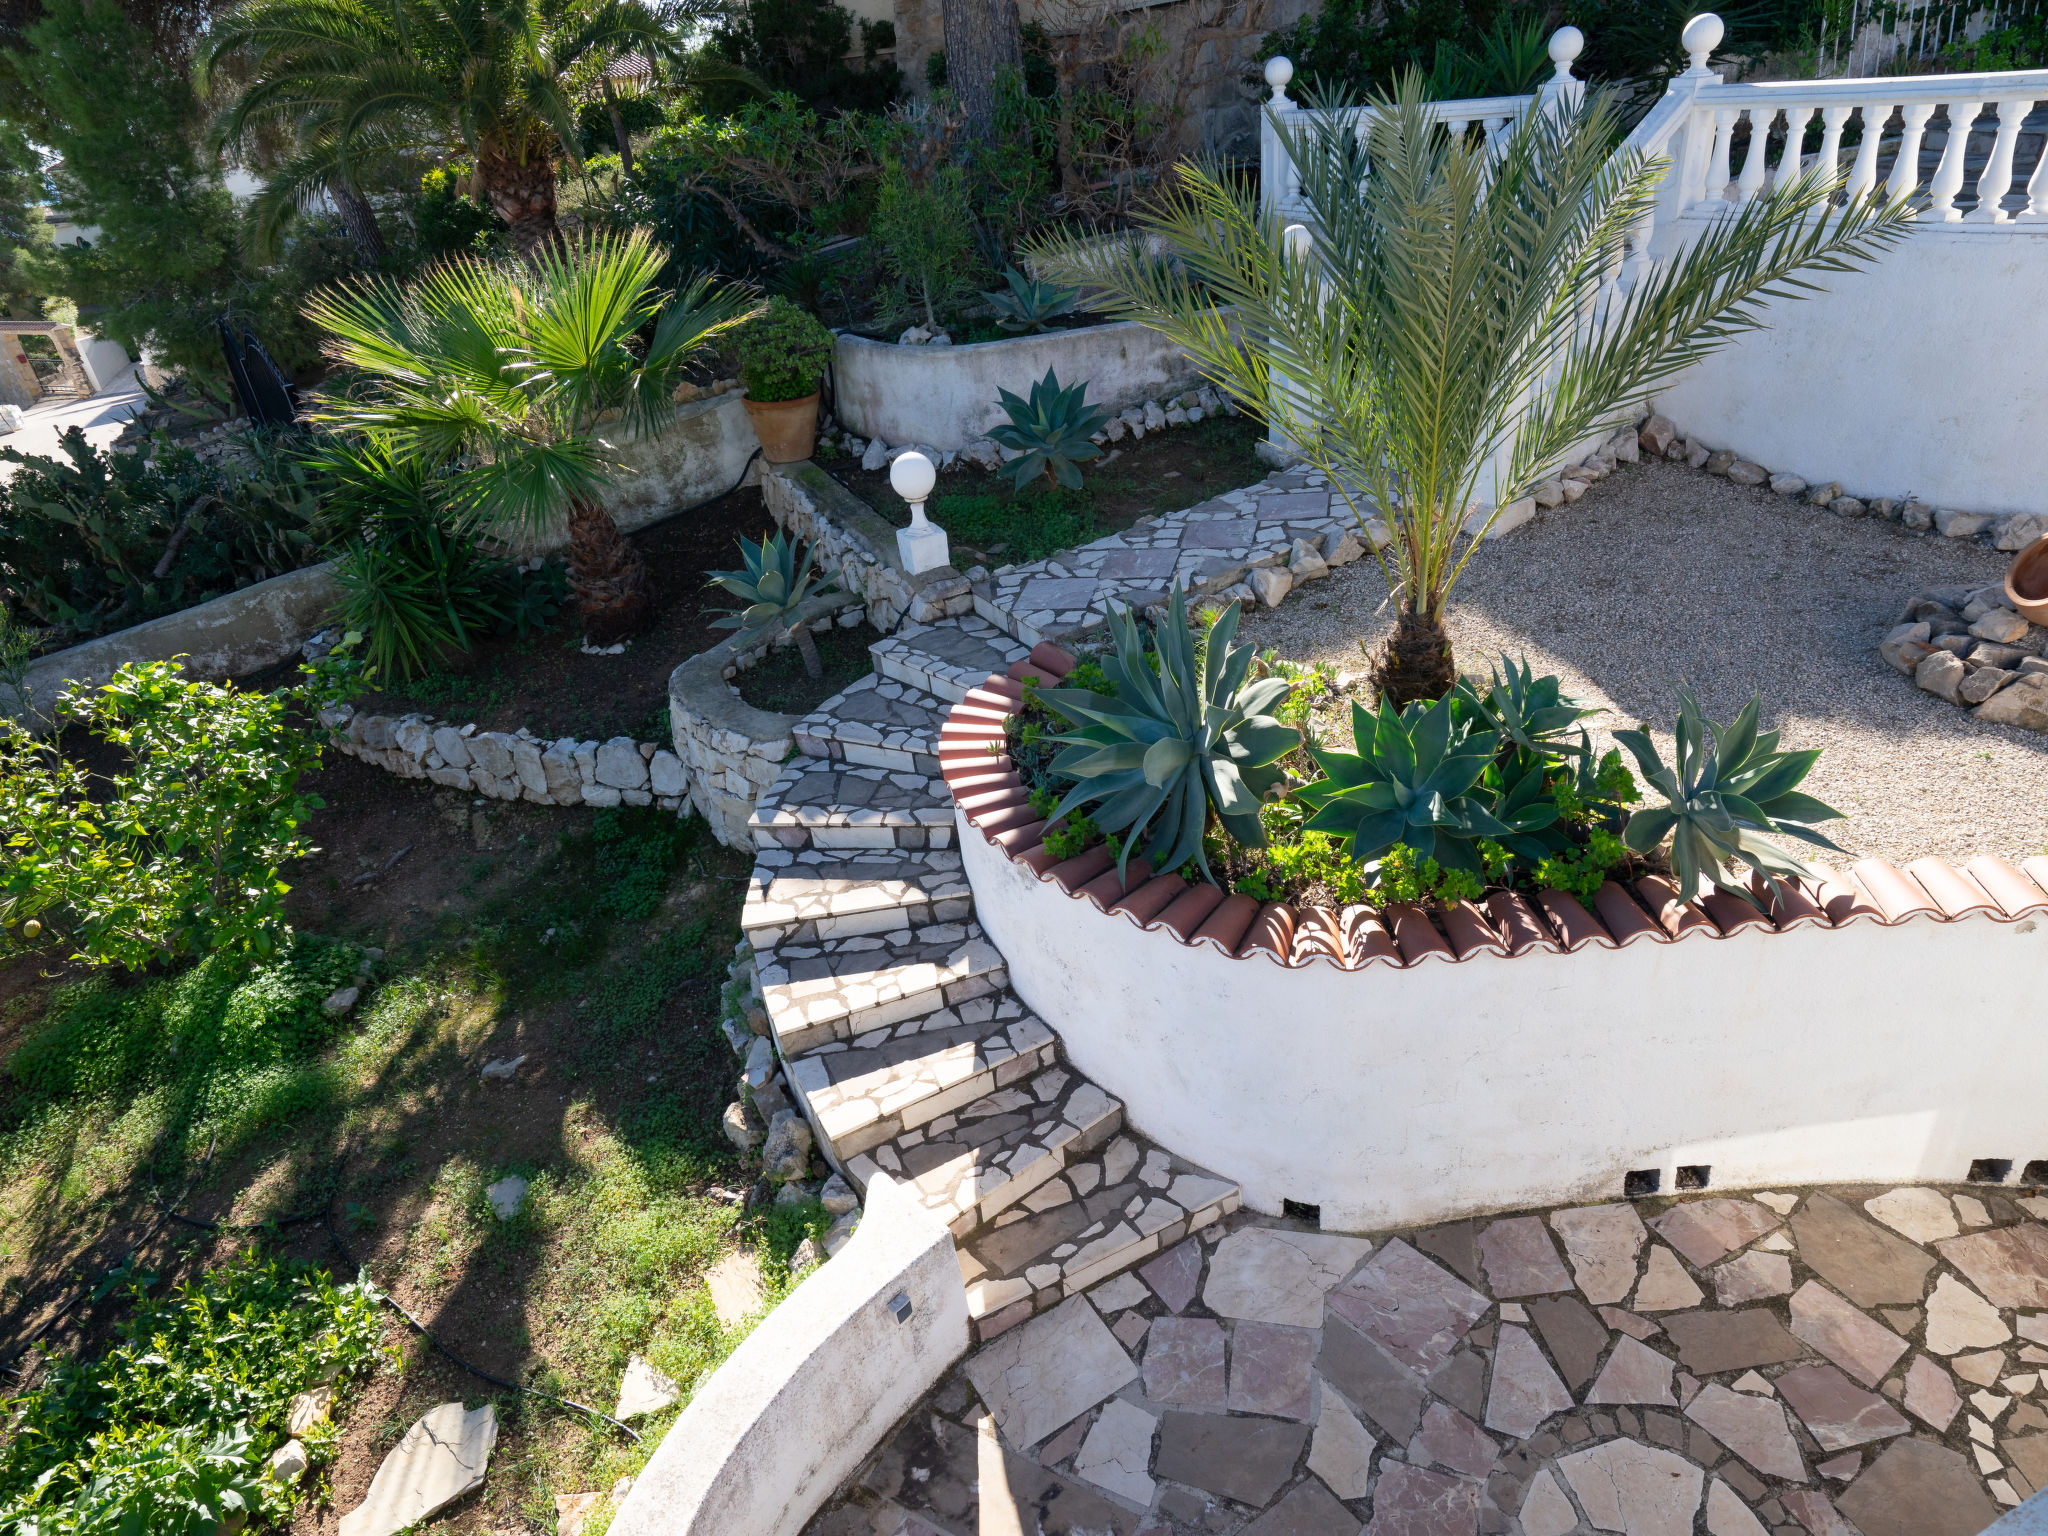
[960, 813, 2048, 1234]
[833, 322, 1205, 452]
[609, 1174, 968, 1536]
[583, 389, 761, 540]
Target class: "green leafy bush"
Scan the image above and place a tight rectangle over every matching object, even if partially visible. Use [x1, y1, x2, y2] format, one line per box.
[0, 650, 359, 970]
[871, 155, 978, 330]
[989, 368, 1110, 492]
[0, 1252, 388, 1533]
[735, 297, 837, 403]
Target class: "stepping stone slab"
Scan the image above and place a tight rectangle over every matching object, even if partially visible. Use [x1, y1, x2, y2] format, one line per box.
[1090, 1273, 1148, 1313]
[1410, 1401, 1498, 1478]
[1925, 1273, 2011, 1355]
[705, 1252, 767, 1328]
[1660, 1309, 1809, 1375]
[1705, 1478, 1769, 1536]
[965, 1294, 1138, 1448]
[1484, 1324, 1573, 1438]
[1789, 1193, 1936, 1307]
[1477, 1215, 1573, 1298]
[1319, 1314, 1428, 1441]
[1307, 1395, 1377, 1499]
[1650, 1200, 1781, 1268]
[1552, 1203, 1648, 1305]
[1938, 1225, 2048, 1310]
[339, 1402, 498, 1536]
[1529, 1295, 1610, 1390]
[1557, 1436, 1703, 1536]
[485, 1175, 527, 1220]
[1712, 1251, 1793, 1306]
[1779, 1490, 1859, 1535]
[1632, 1246, 1704, 1312]
[1203, 1228, 1372, 1327]
[1228, 1321, 1317, 1418]
[1835, 1436, 1999, 1536]
[1864, 1187, 1960, 1244]
[1520, 1468, 1579, 1536]
[1427, 1350, 1487, 1419]
[1364, 1462, 1479, 1536]
[1788, 1280, 1907, 1387]
[2004, 1430, 2048, 1493]
[615, 1354, 680, 1420]
[1139, 1237, 1202, 1314]
[1328, 1238, 1491, 1376]
[1070, 1398, 1157, 1505]
[1153, 1411, 1308, 1506]
[1587, 1335, 1677, 1406]
[1415, 1220, 1487, 1289]
[1242, 1479, 1367, 1536]
[1601, 1307, 1663, 1341]
[976, 1421, 1145, 1536]
[1143, 1316, 1226, 1406]
[1683, 1383, 1806, 1480]
[1773, 1363, 1911, 1451]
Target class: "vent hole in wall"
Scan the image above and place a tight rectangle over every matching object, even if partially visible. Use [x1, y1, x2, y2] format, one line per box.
[1282, 1200, 1322, 1228]
[1624, 1168, 1661, 1199]
[1675, 1165, 1712, 1191]
[2025, 1160, 2048, 1187]
[1970, 1159, 2014, 1184]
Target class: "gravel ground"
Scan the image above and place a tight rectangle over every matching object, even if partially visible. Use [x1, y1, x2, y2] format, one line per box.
[1235, 456, 2048, 866]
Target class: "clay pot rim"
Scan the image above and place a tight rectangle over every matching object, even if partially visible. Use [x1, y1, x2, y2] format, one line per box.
[2004, 535, 2048, 625]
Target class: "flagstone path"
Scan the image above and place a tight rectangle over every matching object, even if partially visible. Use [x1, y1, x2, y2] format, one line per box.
[806, 1184, 2048, 1536]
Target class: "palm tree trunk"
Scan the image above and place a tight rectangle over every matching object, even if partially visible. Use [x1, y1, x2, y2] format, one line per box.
[1373, 608, 1456, 708]
[478, 143, 561, 261]
[327, 178, 386, 266]
[603, 79, 635, 177]
[790, 620, 823, 679]
[566, 496, 652, 644]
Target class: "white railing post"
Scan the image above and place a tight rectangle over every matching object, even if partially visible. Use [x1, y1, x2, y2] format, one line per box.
[1538, 27, 1585, 117]
[1262, 222, 1317, 466]
[1817, 105, 1852, 186]
[1261, 57, 1297, 224]
[1887, 102, 1936, 201]
[1845, 105, 1884, 200]
[1970, 97, 2024, 222]
[2021, 124, 2048, 222]
[1737, 107, 1778, 201]
[1703, 109, 1738, 203]
[1926, 99, 1982, 219]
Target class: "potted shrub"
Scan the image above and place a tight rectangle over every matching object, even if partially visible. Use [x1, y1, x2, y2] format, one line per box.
[737, 298, 836, 463]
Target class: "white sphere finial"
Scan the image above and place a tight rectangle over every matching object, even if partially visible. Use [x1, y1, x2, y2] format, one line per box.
[1548, 25, 1584, 76]
[1264, 55, 1294, 102]
[1682, 13, 1725, 74]
[890, 450, 936, 507]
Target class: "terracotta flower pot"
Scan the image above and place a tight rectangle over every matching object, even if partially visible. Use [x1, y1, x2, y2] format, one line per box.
[742, 391, 821, 464]
[2006, 536, 2048, 626]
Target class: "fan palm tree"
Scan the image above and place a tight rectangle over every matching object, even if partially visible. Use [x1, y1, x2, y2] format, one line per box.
[303, 227, 754, 641]
[1029, 76, 1918, 706]
[200, 0, 693, 261]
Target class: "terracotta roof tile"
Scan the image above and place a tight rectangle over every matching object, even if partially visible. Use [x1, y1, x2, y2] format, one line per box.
[1632, 875, 1717, 940]
[1155, 884, 1228, 941]
[1077, 860, 1154, 912]
[1485, 891, 1560, 955]
[1537, 890, 1609, 951]
[1849, 858, 1943, 923]
[1753, 875, 1830, 931]
[1291, 905, 1345, 965]
[1592, 881, 1664, 946]
[2021, 854, 2048, 899]
[1384, 903, 1454, 963]
[1241, 902, 1297, 963]
[1964, 855, 2048, 918]
[1018, 839, 1061, 876]
[1007, 661, 1059, 686]
[1028, 642, 1076, 678]
[956, 784, 1029, 816]
[1699, 890, 1773, 935]
[1047, 845, 1116, 893]
[1339, 905, 1402, 967]
[1812, 867, 1886, 926]
[1440, 899, 1507, 959]
[1905, 856, 1997, 919]
[948, 767, 1023, 799]
[1111, 873, 1187, 925]
[1192, 893, 1262, 954]
[994, 821, 1048, 855]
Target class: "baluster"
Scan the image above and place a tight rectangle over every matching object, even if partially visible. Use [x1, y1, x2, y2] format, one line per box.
[1927, 99, 1983, 220]
[1845, 103, 1884, 201]
[1737, 107, 1778, 202]
[1447, 116, 1472, 155]
[1483, 114, 1509, 160]
[1817, 105, 1852, 195]
[1888, 101, 1936, 202]
[2023, 118, 2048, 222]
[1969, 97, 2024, 222]
[1700, 109, 1738, 206]
[1775, 106, 1813, 186]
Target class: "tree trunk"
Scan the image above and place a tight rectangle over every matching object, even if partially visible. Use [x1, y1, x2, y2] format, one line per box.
[790, 619, 822, 679]
[566, 496, 652, 643]
[1372, 608, 1456, 709]
[603, 79, 635, 177]
[477, 141, 561, 262]
[941, 0, 1023, 132]
[327, 177, 386, 266]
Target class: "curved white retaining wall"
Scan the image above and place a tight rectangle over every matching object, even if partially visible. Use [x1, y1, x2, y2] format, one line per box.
[610, 1174, 968, 1536]
[834, 323, 1204, 451]
[960, 813, 2048, 1234]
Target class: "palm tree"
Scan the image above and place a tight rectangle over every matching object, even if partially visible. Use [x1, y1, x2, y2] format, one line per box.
[1029, 77, 1917, 706]
[200, 0, 688, 261]
[303, 227, 754, 640]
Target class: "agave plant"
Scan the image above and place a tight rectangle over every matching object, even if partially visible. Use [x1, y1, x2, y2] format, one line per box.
[984, 268, 1082, 334]
[706, 532, 839, 679]
[1456, 654, 1600, 761]
[1037, 587, 1298, 881]
[1296, 693, 1555, 876]
[989, 367, 1110, 493]
[1615, 688, 1846, 905]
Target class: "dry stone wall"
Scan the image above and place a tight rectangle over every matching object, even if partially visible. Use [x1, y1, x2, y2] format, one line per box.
[761, 461, 972, 633]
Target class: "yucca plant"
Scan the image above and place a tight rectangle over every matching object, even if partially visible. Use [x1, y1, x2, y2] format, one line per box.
[706, 532, 839, 679]
[984, 268, 1082, 333]
[1027, 74, 1917, 705]
[1037, 587, 1298, 881]
[1615, 688, 1845, 906]
[989, 367, 1111, 492]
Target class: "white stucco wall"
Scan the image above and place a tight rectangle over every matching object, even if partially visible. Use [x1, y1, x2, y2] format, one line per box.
[609, 1174, 968, 1536]
[588, 390, 762, 538]
[962, 816, 2048, 1233]
[1656, 220, 2048, 515]
[834, 322, 1206, 451]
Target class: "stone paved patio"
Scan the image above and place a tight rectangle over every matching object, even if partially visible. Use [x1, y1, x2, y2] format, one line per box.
[808, 1185, 2048, 1536]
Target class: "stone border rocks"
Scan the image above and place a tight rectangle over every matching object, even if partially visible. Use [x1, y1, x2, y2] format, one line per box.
[1880, 582, 2048, 731]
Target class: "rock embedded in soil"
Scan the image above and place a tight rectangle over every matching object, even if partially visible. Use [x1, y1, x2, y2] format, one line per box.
[338, 1401, 498, 1536]
[616, 1353, 682, 1418]
[1916, 650, 1967, 703]
[485, 1175, 528, 1220]
[760, 1108, 813, 1182]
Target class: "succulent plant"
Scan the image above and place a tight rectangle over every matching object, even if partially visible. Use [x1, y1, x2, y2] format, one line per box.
[983, 268, 1082, 333]
[988, 367, 1110, 492]
[706, 531, 839, 678]
[1615, 687, 1845, 905]
[1456, 654, 1600, 759]
[1037, 587, 1298, 881]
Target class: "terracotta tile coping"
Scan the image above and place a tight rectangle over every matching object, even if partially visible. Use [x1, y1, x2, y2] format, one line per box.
[937, 647, 2048, 970]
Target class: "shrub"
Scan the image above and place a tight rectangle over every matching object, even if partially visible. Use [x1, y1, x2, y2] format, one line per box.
[871, 155, 978, 330]
[735, 297, 836, 403]
[0, 648, 360, 970]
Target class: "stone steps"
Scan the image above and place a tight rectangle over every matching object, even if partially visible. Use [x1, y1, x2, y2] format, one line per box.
[955, 1127, 1241, 1337]
[758, 918, 1008, 1056]
[870, 617, 1034, 703]
[741, 847, 972, 949]
[843, 1063, 1126, 1240]
[748, 757, 955, 852]
[790, 675, 949, 776]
